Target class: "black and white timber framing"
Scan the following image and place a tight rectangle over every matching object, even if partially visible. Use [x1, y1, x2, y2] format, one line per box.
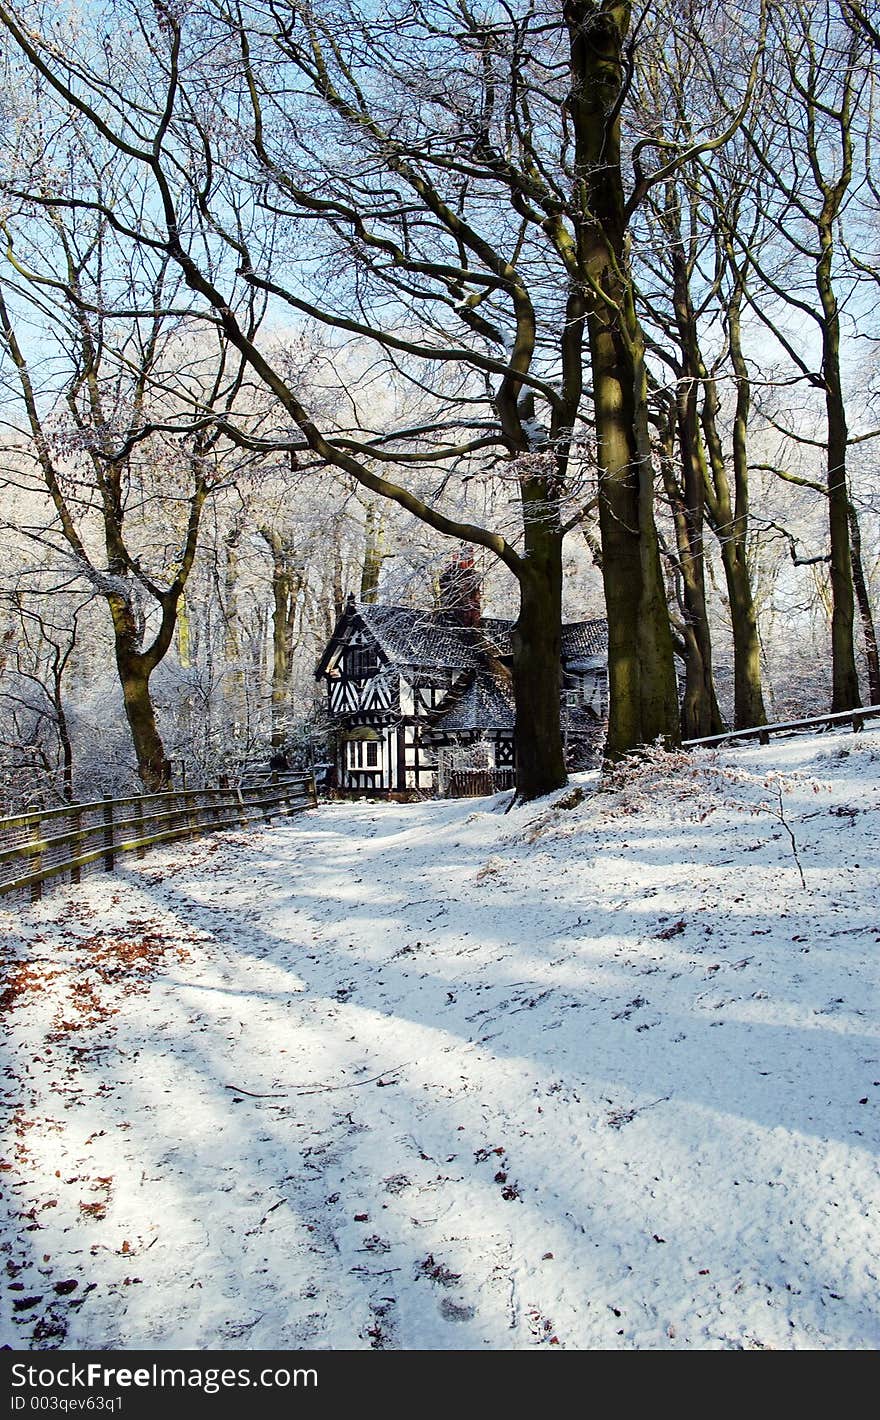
[315, 597, 608, 794]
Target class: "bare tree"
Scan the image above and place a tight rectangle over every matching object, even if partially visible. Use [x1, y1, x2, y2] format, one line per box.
[0, 155, 259, 788]
[738, 0, 873, 710]
[0, 590, 86, 807]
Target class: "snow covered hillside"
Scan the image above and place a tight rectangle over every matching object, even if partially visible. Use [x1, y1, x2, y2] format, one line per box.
[1, 731, 878, 1351]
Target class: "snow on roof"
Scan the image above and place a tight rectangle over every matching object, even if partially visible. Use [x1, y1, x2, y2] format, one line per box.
[356, 604, 485, 670]
[478, 618, 607, 661]
[565, 656, 606, 674]
[561, 620, 608, 659]
[428, 671, 516, 734]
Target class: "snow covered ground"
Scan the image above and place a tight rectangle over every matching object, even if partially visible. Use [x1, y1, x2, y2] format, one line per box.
[1, 730, 878, 1351]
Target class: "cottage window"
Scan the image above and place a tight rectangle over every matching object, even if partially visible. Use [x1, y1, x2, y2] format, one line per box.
[366, 741, 379, 767]
[347, 646, 378, 680]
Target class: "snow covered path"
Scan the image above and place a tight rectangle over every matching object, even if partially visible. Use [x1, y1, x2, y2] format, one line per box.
[2, 733, 879, 1350]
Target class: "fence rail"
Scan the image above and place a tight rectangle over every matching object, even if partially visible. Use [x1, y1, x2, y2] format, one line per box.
[0, 773, 316, 902]
[684, 702, 880, 750]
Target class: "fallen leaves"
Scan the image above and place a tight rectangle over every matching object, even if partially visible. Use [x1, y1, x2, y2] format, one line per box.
[655, 919, 686, 940]
[1, 960, 63, 1016]
[416, 1254, 461, 1286]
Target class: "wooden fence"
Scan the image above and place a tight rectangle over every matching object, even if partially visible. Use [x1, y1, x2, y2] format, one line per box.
[684, 702, 880, 750]
[0, 772, 316, 902]
[444, 767, 516, 799]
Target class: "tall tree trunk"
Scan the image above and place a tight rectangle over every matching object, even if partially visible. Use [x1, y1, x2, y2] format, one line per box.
[118, 662, 171, 791]
[818, 227, 860, 711]
[511, 524, 567, 800]
[589, 312, 680, 754]
[567, 0, 679, 757]
[115, 653, 172, 791]
[849, 501, 880, 703]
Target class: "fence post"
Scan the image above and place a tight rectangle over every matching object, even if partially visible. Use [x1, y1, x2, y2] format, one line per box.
[71, 809, 82, 885]
[135, 796, 146, 858]
[188, 790, 200, 839]
[29, 815, 42, 903]
[103, 795, 115, 873]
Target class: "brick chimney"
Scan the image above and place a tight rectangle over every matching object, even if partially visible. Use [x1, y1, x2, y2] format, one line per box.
[437, 545, 481, 627]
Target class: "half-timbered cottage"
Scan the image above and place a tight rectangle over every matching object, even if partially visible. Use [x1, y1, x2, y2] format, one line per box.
[315, 593, 608, 795]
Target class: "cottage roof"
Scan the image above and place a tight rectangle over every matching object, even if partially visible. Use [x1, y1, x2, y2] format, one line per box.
[315, 601, 607, 678]
[477, 619, 607, 660]
[357, 604, 485, 669]
[427, 670, 516, 735]
[560, 620, 608, 659]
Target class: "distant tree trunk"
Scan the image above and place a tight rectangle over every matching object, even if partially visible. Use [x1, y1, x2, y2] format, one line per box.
[663, 204, 724, 740]
[223, 527, 241, 665]
[261, 526, 303, 749]
[325, 525, 344, 622]
[176, 591, 191, 668]
[359, 503, 386, 604]
[849, 501, 880, 703]
[660, 419, 724, 740]
[222, 521, 247, 731]
[721, 538, 766, 727]
[271, 563, 291, 751]
[701, 287, 768, 730]
[52, 666, 74, 803]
